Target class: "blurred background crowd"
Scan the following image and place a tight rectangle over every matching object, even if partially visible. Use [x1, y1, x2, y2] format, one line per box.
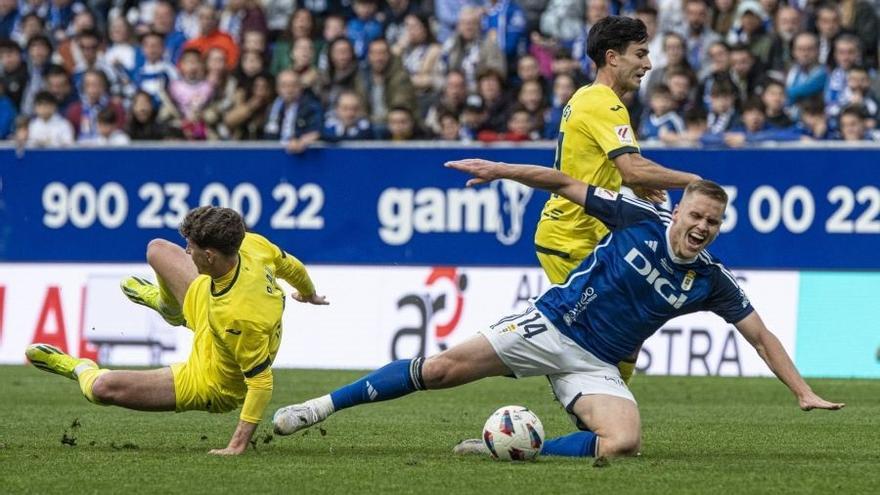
[2, 0, 880, 149]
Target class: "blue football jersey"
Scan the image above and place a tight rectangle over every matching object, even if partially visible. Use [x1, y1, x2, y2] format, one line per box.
[533, 186, 754, 365]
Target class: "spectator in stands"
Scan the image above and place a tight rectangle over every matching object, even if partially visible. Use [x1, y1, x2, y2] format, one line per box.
[133, 31, 178, 103]
[814, 2, 844, 67]
[640, 84, 686, 141]
[477, 105, 538, 141]
[316, 14, 346, 71]
[185, 4, 240, 71]
[683, 0, 721, 75]
[435, 0, 481, 43]
[726, 1, 773, 68]
[128, 90, 173, 140]
[666, 67, 697, 113]
[543, 72, 574, 139]
[356, 38, 417, 131]
[796, 98, 831, 139]
[424, 69, 468, 134]
[263, 0, 295, 38]
[517, 79, 546, 119]
[270, 8, 317, 76]
[646, 32, 694, 97]
[46, 0, 87, 42]
[288, 38, 320, 94]
[54, 8, 95, 73]
[176, 0, 202, 39]
[839, 0, 878, 68]
[264, 69, 322, 152]
[539, 0, 583, 45]
[513, 53, 548, 97]
[761, 78, 794, 128]
[66, 69, 125, 139]
[0, 79, 16, 138]
[220, 0, 268, 45]
[21, 34, 52, 115]
[827, 65, 878, 125]
[711, 0, 737, 36]
[707, 77, 739, 133]
[166, 48, 214, 140]
[223, 72, 275, 140]
[437, 110, 466, 140]
[234, 49, 267, 91]
[825, 34, 861, 108]
[43, 64, 76, 114]
[393, 14, 443, 99]
[319, 36, 359, 107]
[104, 16, 137, 90]
[348, 0, 383, 60]
[80, 106, 130, 145]
[70, 29, 118, 97]
[12, 13, 45, 49]
[0, 0, 17, 40]
[150, 1, 188, 64]
[709, 96, 803, 146]
[385, 105, 425, 140]
[837, 104, 878, 141]
[0, 39, 27, 109]
[441, 6, 506, 91]
[767, 5, 800, 73]
[241, 29, 267, 56]
[28, 91, 74, 146]
[657, 0, 685, 35]
[476, 68, 510, 131]
[483, 0, 527, 68]
[384, 0, 418, 47]
[729, 43, 762, 102]
[460, 93, 488, 139]
[322, 90, 373, 142]
[697, 41, 729, 103]
[786, 32, 827, 107]
[661, 105, 708, 145]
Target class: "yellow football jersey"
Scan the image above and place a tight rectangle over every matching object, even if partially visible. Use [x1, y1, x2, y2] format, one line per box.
[181, 232, 315, 422]
[535, 84, 639, 277]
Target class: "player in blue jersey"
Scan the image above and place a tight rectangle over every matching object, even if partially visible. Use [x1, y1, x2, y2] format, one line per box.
[273, 160, 844, 459]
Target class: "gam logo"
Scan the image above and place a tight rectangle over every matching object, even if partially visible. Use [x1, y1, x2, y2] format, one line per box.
[390, 267, 467, 360]
[377, 180, 533, 246]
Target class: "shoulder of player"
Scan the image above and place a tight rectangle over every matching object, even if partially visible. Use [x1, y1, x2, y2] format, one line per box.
[694, 251, 740, 285]
[571, 85, 627, 116]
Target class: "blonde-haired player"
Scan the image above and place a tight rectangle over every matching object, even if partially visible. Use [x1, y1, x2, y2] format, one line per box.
[535, 16, 701, 381]
[26, 206, 327, 455]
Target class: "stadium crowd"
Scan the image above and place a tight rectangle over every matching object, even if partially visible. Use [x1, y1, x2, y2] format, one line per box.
[1, 0, 880, 149]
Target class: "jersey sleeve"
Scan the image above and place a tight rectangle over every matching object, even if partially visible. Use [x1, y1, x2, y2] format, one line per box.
[583, 185, 666, 230]
[223, 319, 274, 423]
[703, 267, 755, 324]
[581, 103, 640, 159]
[247, 232, 316, 297]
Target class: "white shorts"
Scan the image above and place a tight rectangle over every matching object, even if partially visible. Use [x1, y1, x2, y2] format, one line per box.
[479, 306, 636, 429]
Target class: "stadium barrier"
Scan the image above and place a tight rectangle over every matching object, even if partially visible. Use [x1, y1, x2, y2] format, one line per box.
[1, 144, 878, 377]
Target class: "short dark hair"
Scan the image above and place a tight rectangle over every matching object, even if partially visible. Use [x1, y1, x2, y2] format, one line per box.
[799, 97, 825, 116]
[34, 91, 57, 106]
[635, 6, 658, 18]
[741, 96, 765, 114]
[178, 206, 246, 256]
[97, 106, 117, 125]
[26, 34, 52, 51]
[650, 84, 672, 99]
[587, 16, 648, 69]
[684, 106, 708, 124]
[710, 78, 737, 97]
[840, 104, 867, 120]
[684, 180, 728, 204]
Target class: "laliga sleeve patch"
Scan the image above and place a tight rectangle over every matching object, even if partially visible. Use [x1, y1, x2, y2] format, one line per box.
[614, 125, 634, 145]
[594, 187, 619, 201]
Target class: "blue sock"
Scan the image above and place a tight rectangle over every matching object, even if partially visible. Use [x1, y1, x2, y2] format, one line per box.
[540, 431, 598, 457]
[329, 358, 426, 411]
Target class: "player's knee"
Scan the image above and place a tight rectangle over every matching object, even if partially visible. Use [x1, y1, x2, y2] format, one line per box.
[90, 375, 120, 404]
[599, 433, 641, 457]
[421, 355, 456, 389]
[146, 238, 174, 265]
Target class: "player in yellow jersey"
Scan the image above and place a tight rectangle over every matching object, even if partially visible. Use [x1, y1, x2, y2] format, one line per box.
[25, 206, 327, 455]
[534, 16, 702, 382]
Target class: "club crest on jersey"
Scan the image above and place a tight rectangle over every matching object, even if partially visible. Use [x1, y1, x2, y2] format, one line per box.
[614, 125, 634, 145]
[682, 270, 696, 291]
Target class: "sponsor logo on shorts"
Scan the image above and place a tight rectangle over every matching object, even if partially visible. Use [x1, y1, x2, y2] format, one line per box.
[603, 375, 626, 387]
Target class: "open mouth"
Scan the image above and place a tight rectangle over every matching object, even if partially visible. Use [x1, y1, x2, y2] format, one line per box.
[686, 231, 706, 251]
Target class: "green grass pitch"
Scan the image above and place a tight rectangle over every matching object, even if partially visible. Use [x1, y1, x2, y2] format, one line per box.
[0, 365, 877, 494]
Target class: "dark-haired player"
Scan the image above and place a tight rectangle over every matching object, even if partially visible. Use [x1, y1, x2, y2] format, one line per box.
[26, 206, 327, 455]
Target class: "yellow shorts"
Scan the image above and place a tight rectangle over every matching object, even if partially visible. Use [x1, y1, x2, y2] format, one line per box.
[171, 360, 244, 414]
[536, 250, 584, 285]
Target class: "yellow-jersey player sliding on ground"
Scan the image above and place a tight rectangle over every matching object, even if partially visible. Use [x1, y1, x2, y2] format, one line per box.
[26, 206, 327, 455]
[533, 16, 702, 382]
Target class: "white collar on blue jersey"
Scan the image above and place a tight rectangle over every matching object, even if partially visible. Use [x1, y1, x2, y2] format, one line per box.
[665, 223, 698, 265]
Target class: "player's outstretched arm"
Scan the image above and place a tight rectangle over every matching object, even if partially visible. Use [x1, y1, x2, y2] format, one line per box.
[613, 153, 701, 190]
[210, 420, 259, 455]
[735, 311, 845, 411]
[445, 159, 588, 206]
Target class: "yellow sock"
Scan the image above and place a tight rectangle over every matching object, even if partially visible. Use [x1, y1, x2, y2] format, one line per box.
[618, 360, 636, 385]
[156, 275, 182, 317]
[77, 368, 110, 405]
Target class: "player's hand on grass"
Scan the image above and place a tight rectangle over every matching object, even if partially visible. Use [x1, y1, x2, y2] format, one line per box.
[632, 187, 667, 203]
[799, 391, 845, 411]
[291, 292, 329, 305]
[445, 159, 505, 186]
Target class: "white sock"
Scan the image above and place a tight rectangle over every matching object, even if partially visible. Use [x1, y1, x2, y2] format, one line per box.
[311, 394, 336, 419]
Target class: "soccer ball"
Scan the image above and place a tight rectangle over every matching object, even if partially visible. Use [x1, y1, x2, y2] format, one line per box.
[482, 405, 545, 461]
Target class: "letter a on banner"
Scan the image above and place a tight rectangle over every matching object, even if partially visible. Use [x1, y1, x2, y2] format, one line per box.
[78, 286, 98, 361]
[31, 286, 69, 353]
